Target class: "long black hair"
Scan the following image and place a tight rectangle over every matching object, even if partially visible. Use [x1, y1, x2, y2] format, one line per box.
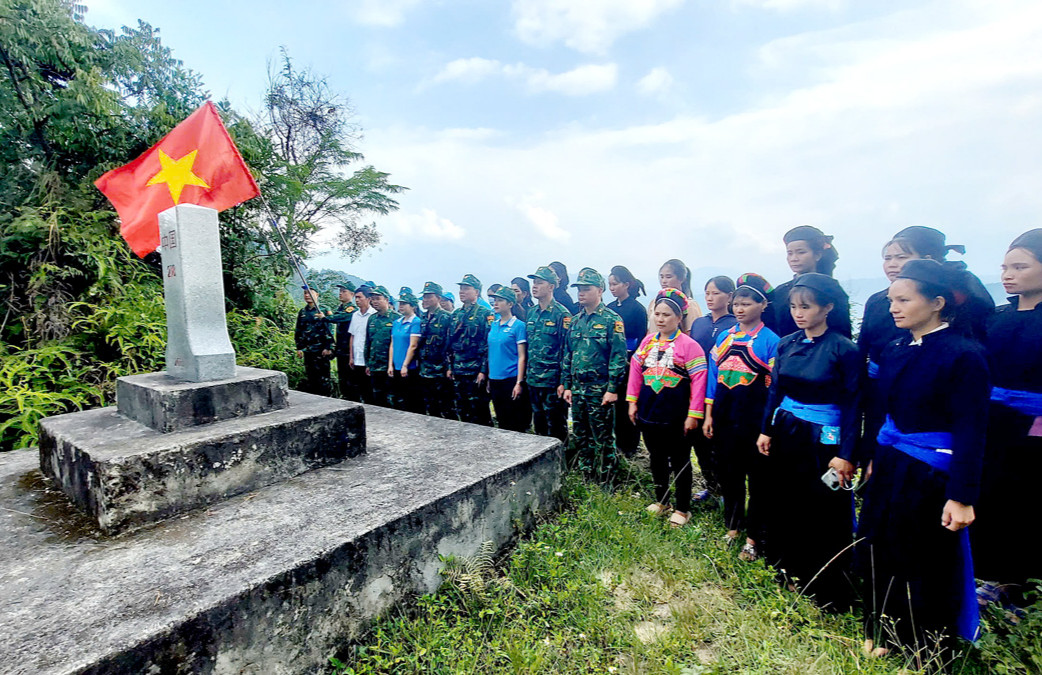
[549, 261, 569, 289]
[886, 226, 965, 261]
[609, 265, 646, 298]
[660, 259, 693, 297]
[705, 275, 735, 294]
[784, 226, 839, 277]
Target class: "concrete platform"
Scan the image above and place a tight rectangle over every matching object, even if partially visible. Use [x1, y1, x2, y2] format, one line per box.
[116, 367, 289, 433]
[0, 406, 563, 675]
[39, 391, 365, 534]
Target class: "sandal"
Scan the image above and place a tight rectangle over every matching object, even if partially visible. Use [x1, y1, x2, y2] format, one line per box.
[669, 511, 690, 528]
[724, 531, 740, 547]
[646, 502, 670, 517]
[738, 542, 759, 562]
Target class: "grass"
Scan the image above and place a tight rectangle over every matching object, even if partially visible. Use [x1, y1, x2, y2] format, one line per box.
[330, 464, 1041, 674]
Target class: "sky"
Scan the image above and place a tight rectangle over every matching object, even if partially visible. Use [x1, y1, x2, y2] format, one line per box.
[85, 0, 1042, 306]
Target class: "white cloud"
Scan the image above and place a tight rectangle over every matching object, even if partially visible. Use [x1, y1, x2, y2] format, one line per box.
[391, 209, 465, 240]
[350, 0, 420, 27]
[636, 67, 674, 96]
[514, 196, 572, 242]
[430, 59, 617, 96]
[733, 0, 844, 10]
[512, 0, 686, 54]
[343, 2, 1042, 300]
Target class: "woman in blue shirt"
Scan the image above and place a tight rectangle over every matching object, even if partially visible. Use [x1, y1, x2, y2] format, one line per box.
[487, 286, 531, 432]
[388, 289, 423, 413]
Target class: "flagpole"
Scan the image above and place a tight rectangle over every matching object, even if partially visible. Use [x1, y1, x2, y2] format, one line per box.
[256, 193, 313, 294]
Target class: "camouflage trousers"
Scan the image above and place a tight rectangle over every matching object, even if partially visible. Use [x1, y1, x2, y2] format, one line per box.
[569, 390, 617, 483]
[453, 374, 492, 426]
[529, 385, 568, 444]
[303, 352, 331, 397]
[421, 376, 457, 420]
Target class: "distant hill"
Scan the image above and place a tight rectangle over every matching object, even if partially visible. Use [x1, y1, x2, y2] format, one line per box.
[287, 269, 367, 305]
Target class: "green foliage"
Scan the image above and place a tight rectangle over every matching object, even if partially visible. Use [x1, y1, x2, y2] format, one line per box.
[0, 2, 401, 449]
[329, 472, 1037, 674]
[976, 585, 1042, 674]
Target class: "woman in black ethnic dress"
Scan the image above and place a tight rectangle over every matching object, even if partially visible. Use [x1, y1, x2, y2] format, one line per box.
[757, 273, 861, 609]
[857, 259, 989, 656]
[973, 229, 1042, 612]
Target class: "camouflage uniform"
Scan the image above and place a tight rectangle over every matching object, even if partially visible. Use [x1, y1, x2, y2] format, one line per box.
[418, 281, 456, 420]
[562, 269, 628, 482]
[525, 266, 572, 443]
[364, 286, 400, 407]
[448, 274, 493, 426]
[295, 297, 335, 397]
[324, 284, 359, 400]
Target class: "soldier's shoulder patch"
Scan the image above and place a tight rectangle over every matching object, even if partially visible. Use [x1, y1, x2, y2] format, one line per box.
[347, 306, 356, 313]
[614, 320, 624, 334]
[487, 314, 494, 324]
[562, 315, 572, 328]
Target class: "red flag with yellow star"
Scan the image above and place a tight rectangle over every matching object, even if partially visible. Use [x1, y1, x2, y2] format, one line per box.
[94, 101, 260, 257]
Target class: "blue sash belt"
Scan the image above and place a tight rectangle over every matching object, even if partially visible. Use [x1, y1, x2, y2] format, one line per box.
[876, 415, 980, 642]
[777, 396, 841, 426]
[867, 359, 880, 380]
[991, 386, 1042, 417]
[625, 337, 639, 352]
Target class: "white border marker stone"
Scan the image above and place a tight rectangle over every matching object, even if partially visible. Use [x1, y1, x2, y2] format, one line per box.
[159, 204, 236, 382]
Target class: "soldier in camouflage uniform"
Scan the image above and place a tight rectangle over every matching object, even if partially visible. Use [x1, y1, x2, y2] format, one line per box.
[447, 274, 493, 426]
[295, 286, 335, 396]
[418, 281, 456, 419]
[364, 285, 400, 407]
[562, 268, 628, 483]
[323, 282, 359, 400]
[525, 266, 572, 443]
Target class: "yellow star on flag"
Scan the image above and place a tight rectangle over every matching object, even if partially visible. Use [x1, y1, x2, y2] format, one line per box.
[146, 149, 210, 203]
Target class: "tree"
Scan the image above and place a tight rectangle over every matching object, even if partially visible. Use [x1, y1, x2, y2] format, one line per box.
[259, 49, 406, 260]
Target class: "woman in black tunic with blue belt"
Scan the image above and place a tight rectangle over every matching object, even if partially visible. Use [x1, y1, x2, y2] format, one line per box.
[974, 229, 1042, 611]
[857, 259, 989, 656]
[757, 273, 861, 609]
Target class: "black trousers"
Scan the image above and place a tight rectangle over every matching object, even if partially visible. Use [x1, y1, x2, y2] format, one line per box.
[529, 385, 568, 443]
[716, 423, 767, 541]
[303, 352, 331, 396]
[691, 432, 723, 496]
[640, 421, 694, 513]
[420, 376, 457, 419]
[489, 378, 532, 432]
[336, 356, 357, 401]
[369, 371, 392, 408]
[453, 374, 492, 426]
[345, 363, 373, 404]
[390, 370, 424, 413]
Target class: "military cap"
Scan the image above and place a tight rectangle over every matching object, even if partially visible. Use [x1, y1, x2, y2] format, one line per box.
[336, 280, 356, 292]
[441, 291, 455, 303]
[398, 288, 419, 306]
[490, 286, 517, 304]
[528, 265, 560, 285]
[571, 267, 605, 290]
[457, 273, 482, 291]
[368, 284, 392, 299]
[421, 281, 445, 297]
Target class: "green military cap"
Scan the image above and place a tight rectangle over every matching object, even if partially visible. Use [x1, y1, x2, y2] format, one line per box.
[490, 286, 517, 304]
[398, 288, 419, 306]
[369, 284, 392, 299]
[571, 267, 605, 290]
[528, 265, 559, 285]
[336, 280, 356, 292]
[457, 273, 482, 292]
[421, 281, 445, 297]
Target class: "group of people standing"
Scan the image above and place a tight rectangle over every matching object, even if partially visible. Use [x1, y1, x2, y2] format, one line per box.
[294, 224, 1042, 657]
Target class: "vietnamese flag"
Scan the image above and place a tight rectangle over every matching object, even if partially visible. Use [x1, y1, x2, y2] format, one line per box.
[94, 101, 260, 257]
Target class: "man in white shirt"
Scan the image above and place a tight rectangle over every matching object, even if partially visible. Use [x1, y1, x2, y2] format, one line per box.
[347, 284, 378, 403]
